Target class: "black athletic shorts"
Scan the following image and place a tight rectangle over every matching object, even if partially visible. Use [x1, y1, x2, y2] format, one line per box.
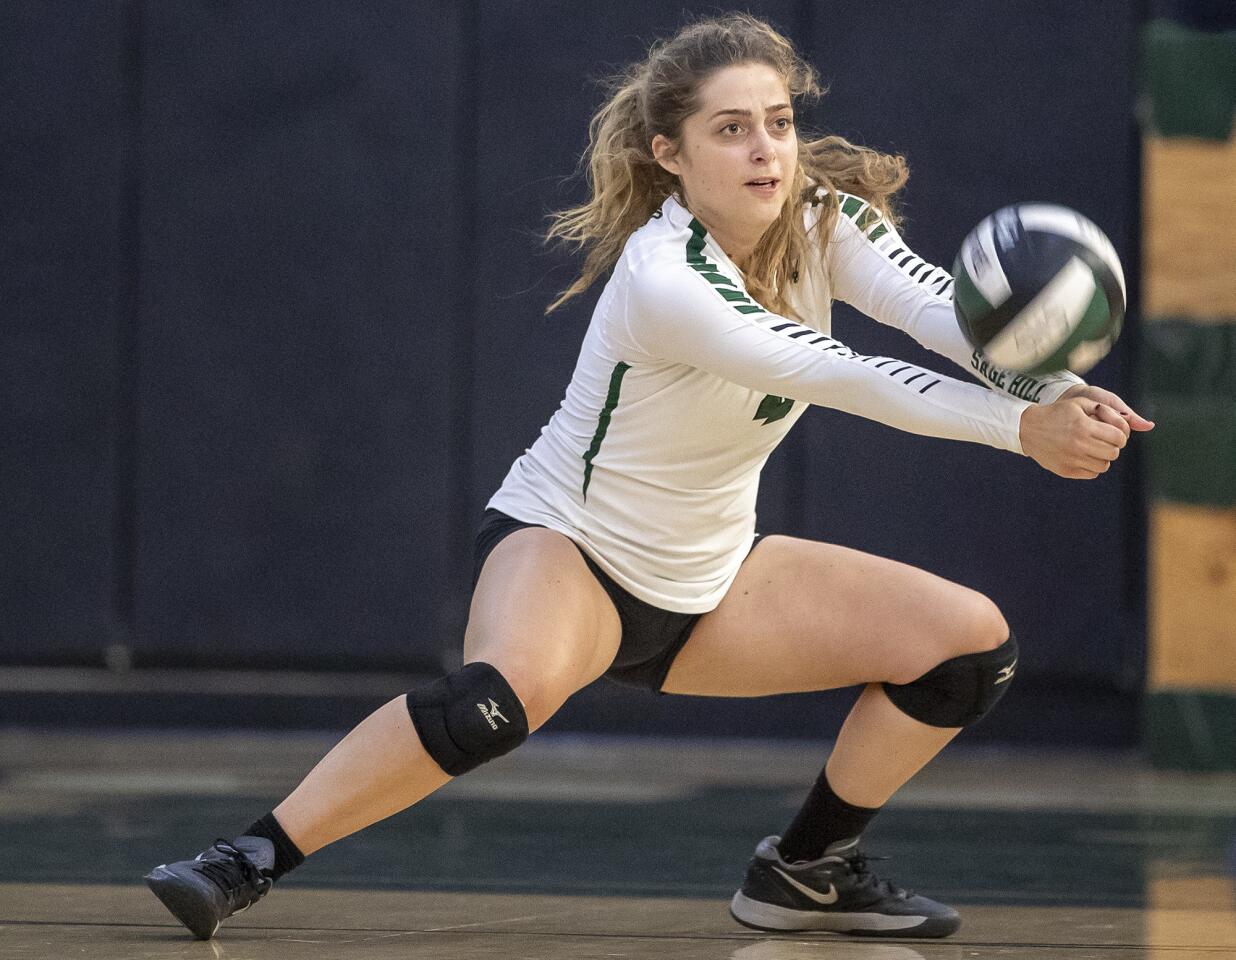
[472, 508, 761, 693]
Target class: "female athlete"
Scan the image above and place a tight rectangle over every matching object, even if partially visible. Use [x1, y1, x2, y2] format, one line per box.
[145, 13, 1152, 940]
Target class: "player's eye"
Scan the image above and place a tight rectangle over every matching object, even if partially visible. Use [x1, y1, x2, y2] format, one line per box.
[772, 116, 793, 131]
[721, 122, 742, 135]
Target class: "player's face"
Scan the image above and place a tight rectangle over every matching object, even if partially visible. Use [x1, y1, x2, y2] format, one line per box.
[653, 62, 797, 263]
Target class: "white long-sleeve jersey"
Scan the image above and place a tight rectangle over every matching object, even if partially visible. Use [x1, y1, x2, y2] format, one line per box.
[488, 192, 1082, 612]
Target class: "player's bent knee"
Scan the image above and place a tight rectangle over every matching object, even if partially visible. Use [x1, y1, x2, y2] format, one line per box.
[955, 590, 1009, 656]
[882, 632, 1018, 728]
[405, 661, 529, 776]
[974, 595, 1010, 651]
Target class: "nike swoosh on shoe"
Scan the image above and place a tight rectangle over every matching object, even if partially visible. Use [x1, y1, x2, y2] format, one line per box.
[772, 866, 839, 904]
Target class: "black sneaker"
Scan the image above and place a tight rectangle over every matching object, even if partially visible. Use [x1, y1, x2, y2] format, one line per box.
[145, 837, 275, 939]
[729, 836, 960, 938]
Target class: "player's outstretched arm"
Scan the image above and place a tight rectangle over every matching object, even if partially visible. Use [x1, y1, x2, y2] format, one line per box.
[821, 197, 1084, 404]
[1019, 396, 1135, 478]
[629, 258, 1030, 453]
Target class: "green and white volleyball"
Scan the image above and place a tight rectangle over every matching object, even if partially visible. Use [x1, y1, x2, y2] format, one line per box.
[952, 204, 1126, 375]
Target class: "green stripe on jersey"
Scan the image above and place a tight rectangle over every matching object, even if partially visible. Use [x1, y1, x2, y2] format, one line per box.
[837, 192, 889, 241]
[856, 208, 881, 232]
[686, 225, 707, 264]
[685, 218, 764, 316]
[581, 361, 630, 499]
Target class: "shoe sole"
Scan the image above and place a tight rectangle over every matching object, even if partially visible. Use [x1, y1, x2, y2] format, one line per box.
[145, 868, 222, 940]
[730, 891, 960, 938]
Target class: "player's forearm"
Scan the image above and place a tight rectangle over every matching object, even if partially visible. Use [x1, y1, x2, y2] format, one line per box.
[905, 300, 1084, 404]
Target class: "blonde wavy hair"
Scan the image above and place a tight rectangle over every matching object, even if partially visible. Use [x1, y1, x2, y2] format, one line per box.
[546, 13, 909, 317]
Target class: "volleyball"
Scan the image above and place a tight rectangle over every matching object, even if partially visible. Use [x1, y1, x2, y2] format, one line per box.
[952, 204, 1126, 375]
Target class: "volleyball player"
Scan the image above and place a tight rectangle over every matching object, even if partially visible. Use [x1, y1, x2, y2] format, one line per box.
[145, 13, 1152, 940]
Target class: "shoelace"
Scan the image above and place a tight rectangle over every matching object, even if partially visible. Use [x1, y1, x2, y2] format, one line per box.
[843, 852, 910, 901]
[195, 840, 273, 905]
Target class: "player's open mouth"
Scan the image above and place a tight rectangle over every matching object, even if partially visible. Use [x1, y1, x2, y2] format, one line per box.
[745, 178, 780, 195]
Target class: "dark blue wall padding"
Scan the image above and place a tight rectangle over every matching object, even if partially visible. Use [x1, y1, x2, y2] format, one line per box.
[1152, 0, 1236, 31]
[132, 3, 463, 669]
[0, 5, 127, 664]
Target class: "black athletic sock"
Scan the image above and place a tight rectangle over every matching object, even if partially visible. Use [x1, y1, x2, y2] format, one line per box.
[243, 812, 305, 881]
[777, 768, 880, 863]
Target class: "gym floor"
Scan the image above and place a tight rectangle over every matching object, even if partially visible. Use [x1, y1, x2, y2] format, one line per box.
[2, 729, 1233, 959]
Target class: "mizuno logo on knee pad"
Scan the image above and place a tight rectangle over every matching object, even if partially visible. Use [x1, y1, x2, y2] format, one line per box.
[882, 632, 1019, 728]
[405, 662, 529, 776]
[994, 659, 1017, 684]
[477, 698, 508, 729]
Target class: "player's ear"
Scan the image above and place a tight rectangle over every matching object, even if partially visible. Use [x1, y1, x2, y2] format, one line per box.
[651, 134, 682, 176]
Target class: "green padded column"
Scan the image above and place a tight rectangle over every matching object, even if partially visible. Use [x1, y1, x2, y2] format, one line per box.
[1143, 20, 1236, 140]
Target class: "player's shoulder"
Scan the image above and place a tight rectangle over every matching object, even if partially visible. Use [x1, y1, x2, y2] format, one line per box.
[809, 186, 889, 237]
[620, 196, 756, 323]
[625, 195, 692, 253]
[622, 195, 705, 283]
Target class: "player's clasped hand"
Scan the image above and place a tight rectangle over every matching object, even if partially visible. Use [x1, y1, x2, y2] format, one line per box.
[1057, 383, 1156, 432]
[1019, 389, 1153, 479]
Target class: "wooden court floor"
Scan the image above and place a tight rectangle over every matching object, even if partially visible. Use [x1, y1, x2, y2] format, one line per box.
[1, 729, 1233, 959]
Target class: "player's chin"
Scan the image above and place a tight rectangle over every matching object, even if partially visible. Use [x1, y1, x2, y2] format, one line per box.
[755, 204, 787, 237]
[741, 191, 787, 230]
[764, 186, 794, 219]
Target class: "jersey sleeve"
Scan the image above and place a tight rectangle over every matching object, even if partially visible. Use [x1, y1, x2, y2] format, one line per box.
[824, 197, 1084, 404]
[625, 256, 1031, 454]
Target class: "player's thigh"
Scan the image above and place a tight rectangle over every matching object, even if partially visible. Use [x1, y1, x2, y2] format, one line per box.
[463, 527, 622, 730]
[661, 534, 1007, 698]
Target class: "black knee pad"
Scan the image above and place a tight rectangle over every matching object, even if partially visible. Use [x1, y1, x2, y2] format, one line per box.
[405, 662, 529, 776]
[882, 632, 1018, 728]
